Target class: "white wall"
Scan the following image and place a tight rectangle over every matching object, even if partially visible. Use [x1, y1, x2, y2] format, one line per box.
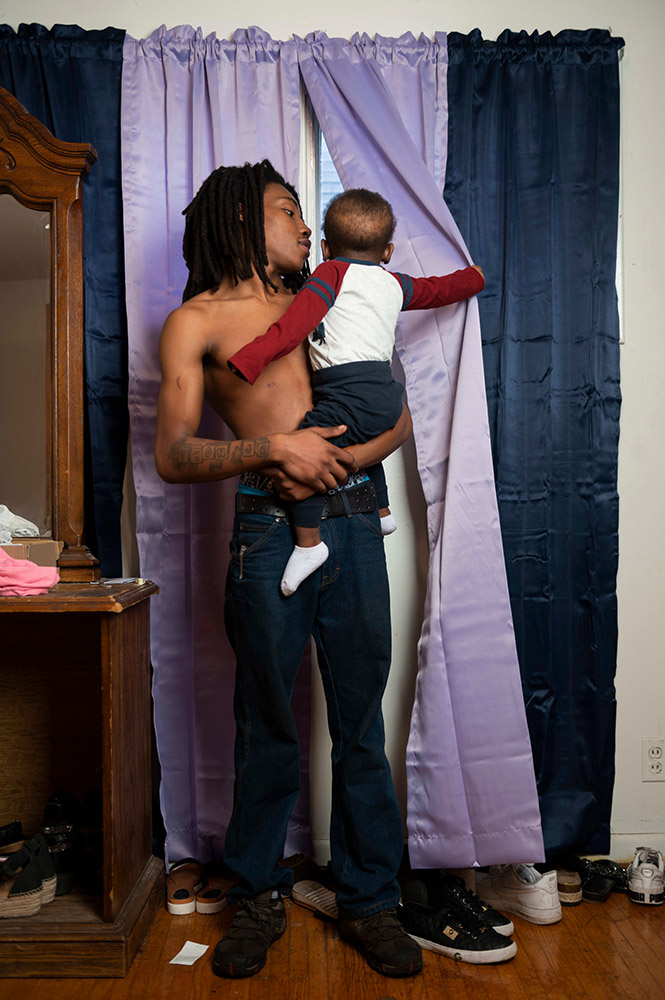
[4, 0, 663, 860]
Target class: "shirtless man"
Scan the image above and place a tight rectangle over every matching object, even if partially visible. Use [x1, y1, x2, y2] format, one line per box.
[155, 159, 421, 980]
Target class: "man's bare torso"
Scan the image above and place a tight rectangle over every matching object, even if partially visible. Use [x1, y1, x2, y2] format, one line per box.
[181, 281, 314, 439]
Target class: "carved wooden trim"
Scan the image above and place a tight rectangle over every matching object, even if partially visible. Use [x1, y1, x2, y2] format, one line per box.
[0, 87, 98, 578]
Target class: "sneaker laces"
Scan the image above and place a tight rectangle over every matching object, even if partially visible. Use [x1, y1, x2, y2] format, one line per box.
[223, 898, 283, 945]
[428, 898, 492, 939]
[439, 876, 498, 923]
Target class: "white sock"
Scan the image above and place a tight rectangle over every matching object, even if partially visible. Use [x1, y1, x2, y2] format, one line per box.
[280, 541, 329, 597]
[380, 513, 397, 535]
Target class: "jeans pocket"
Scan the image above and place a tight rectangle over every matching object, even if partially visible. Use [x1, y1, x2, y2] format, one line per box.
[230, 516, 283, 580]
[356, 511, 384, 539]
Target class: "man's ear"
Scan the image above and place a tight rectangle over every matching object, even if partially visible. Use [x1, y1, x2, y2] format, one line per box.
[321, 239, 332, 261]
[238, 203, 244, 222]
[381, 243, 394, 264]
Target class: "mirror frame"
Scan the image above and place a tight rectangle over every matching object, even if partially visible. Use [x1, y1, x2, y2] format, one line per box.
[0, 86, 99, 579]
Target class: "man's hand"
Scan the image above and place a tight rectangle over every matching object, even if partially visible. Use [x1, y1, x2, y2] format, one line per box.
[267, 425, 356, 499]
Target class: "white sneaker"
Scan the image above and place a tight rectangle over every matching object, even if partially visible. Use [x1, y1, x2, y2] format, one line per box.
[627, 847, 664, 905]
[474, 864, 562, 925]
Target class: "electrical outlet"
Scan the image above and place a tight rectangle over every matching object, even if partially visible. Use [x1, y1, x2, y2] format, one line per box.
[642, 738, 665, 781]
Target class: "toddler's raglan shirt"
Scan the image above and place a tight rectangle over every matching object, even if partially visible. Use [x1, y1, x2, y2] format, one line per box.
[228, 260, 484, 385]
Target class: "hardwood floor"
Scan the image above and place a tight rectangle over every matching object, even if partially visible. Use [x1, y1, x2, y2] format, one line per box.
[1, 891, 663, 999]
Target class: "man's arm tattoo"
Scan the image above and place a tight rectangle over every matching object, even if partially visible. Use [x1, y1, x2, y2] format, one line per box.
[168, 436, 271, 473]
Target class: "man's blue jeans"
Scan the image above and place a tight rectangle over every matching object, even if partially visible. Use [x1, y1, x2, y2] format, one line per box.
[223, 503, 403, 916]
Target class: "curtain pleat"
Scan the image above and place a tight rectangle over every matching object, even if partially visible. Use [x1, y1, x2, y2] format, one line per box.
[298, 32, 544, 868]
[121, 26, 309, 864]
[444, 28, 623, 855]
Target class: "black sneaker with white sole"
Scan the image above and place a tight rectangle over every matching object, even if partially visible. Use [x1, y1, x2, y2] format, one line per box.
[397, 899, 517, 964]
[416, 872, 514, 937]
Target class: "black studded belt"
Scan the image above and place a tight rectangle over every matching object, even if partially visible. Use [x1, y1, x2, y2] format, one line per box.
[235, 482, 377, 519]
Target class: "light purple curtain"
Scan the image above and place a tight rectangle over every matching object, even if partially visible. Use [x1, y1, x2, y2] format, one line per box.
[121, 26, 312, 864]
[297, 31, 544, 868]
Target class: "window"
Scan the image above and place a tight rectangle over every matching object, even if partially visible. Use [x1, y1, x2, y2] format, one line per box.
[299, 92, 343, 269]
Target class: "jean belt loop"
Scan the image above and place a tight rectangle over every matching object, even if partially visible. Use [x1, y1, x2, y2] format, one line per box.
[341, 491, 353, 518]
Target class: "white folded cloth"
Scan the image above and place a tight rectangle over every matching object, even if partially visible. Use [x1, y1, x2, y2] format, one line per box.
[0, 504, 40, 538]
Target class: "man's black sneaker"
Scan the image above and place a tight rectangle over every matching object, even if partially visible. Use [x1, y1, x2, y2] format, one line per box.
[337, 906, 423, 977]
[212, 891, 286, 978]
[419, 872, 514, 937]
[397, 899, 517, 965]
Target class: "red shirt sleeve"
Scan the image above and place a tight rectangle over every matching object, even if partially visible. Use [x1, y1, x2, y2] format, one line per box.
[227, 260, 348, 384]
[391, 266, 485, 312]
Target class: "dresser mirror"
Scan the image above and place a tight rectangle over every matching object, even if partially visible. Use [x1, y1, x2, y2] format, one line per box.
[0, 86, 98, 578]
[0, 193, 51, 534]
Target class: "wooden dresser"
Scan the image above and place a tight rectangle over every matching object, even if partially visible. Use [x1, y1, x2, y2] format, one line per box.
[0, 580, 163, 977]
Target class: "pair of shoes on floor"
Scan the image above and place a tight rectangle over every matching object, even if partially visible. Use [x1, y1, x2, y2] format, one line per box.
[474, 864, 562, 925]
[627, 847, 664, 906]
[166, 858, 231, 915]
[293, 868, 516, 968]
[397, 870, 516, 964]
[0, 820, 57, 918]
[553, 855, 627, 902]
[213, 889, 422, 979]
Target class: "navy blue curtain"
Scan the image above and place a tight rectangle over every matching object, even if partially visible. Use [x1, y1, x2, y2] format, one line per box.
[445, 29, 624, 857]
[0, 23, 127, 576]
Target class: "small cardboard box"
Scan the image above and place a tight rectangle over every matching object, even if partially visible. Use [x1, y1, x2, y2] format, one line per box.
[0, 539, 63, 566]
[24, 539, 64, 566]
[0, 542, 29, 560]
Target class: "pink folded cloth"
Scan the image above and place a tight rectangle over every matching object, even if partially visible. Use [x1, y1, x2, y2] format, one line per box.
[0, 548, 59, 596]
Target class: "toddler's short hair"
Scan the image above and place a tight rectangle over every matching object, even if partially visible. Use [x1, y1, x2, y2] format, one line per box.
[323, 189, 396, 259]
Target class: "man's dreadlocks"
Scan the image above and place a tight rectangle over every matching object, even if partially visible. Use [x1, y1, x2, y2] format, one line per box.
[181, 159, 310, 302]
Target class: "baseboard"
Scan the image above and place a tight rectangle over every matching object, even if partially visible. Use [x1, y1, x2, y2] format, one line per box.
[610, 833, 665, 863]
